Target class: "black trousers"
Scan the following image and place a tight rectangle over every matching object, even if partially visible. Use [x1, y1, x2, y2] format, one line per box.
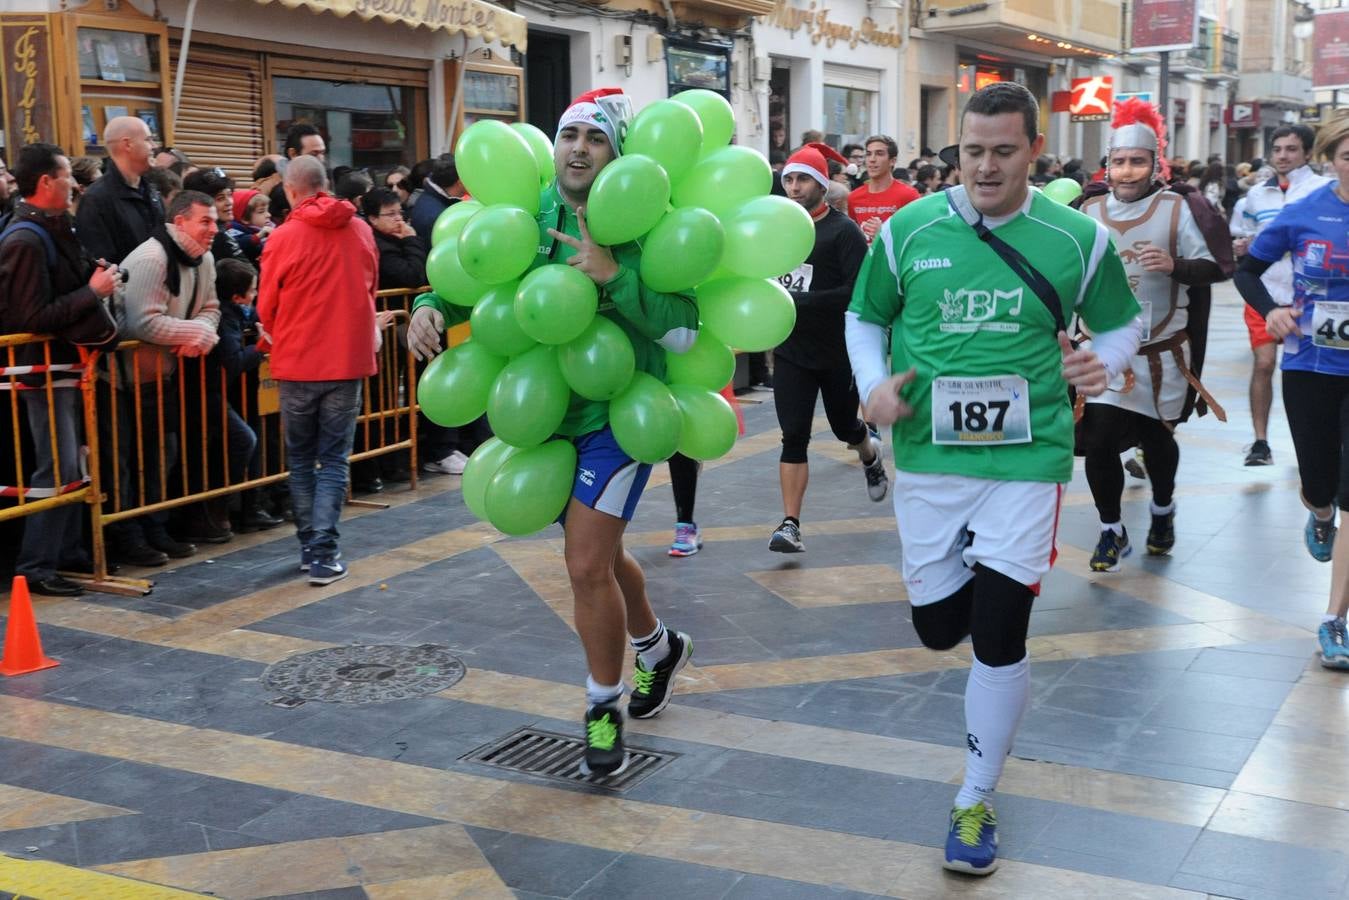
[1081, 403, 1178, 523]
[772, 355, 867, 464]
[1284, 369, 1349, 512]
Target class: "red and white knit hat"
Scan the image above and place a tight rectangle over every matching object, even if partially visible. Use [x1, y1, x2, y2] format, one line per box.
[781, 142, 848, 189]
[557, 87, 631, 155]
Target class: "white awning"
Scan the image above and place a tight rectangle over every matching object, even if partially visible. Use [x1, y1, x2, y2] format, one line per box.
[249, 0, 527, 51]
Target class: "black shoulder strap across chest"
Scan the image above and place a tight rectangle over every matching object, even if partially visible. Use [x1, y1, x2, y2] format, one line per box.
[945, 189, 1066, 334]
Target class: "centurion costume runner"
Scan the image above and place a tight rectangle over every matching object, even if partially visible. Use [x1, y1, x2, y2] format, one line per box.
[1075, 98, 1234, 572]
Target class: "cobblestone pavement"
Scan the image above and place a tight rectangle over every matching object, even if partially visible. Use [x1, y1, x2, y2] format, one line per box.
[0, 284, 1345, 899]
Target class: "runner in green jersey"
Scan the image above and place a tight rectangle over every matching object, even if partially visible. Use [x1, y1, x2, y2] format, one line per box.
[846, 83, 1143, 876]
[408, 88, 699, 779]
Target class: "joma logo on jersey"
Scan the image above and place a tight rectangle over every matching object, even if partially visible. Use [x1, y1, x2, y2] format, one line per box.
[939, 287, 1024, 333]
[913, 257, 952, 272]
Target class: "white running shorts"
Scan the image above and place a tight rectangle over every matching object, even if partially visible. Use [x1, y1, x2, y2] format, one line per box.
[893, 470, 1063, 606]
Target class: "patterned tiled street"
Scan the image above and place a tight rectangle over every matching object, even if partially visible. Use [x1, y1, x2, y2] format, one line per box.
[1, 285, 1347, 898]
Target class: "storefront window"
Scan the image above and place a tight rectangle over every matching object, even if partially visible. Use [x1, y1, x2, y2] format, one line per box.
[274, 76, 418, 169]
[822, 84, 874, 149]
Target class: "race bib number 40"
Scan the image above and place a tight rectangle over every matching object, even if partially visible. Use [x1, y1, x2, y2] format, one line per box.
[1312, 300, 1349, 350]
[931, 375, 1032, 445]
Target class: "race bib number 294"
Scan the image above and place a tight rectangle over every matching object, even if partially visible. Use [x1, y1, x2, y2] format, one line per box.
[777, 263, 813, 293]
[931, 375, 1032, 445]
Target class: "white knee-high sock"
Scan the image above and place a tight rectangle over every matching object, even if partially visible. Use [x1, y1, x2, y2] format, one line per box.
[954, 655, 1030, 810]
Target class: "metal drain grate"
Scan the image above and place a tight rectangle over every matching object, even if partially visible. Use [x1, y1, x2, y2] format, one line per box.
[463, 727, 676, 792]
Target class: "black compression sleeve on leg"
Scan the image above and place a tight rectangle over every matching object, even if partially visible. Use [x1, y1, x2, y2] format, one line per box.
[911, 578, 974, 650]
[668, 452, 700, 523]
[969, 564, 1035, 667]
[1135, 415, 1179, 508]
[1081, 404, 1130, 523]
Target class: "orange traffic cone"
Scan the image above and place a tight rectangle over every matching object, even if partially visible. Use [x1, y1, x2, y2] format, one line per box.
[0, 576, 59, 677]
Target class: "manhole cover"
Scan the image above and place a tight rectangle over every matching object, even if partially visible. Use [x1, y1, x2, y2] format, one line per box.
[262, 644, 465, 704]
[462, 727, 676, 792]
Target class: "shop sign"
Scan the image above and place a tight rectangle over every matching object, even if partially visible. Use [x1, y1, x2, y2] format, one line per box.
[0, 16, 56, 147]
[760, 0, 903, 50]
[1314, 8, 1349, 91]
[1116, 91, 1153, 103]
[1300, 104, 1324, 124]
[254, 0, 527, 50]
[1225, 101, 1259, 129]
[1130, 0, 1197, 53]
[1069, 76, 1112, 122]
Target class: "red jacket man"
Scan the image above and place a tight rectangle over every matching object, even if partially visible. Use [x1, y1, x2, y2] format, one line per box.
[257, 155, 378, 586]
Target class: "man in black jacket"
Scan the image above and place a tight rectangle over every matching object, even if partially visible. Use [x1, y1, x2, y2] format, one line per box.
[409, 155, 463, 247]
[0, 143, 121, 594]
[74, 116, 162, 265]
[768, 143, 888, 554]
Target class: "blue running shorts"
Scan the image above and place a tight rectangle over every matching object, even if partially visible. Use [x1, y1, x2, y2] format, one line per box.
[563, 425, 652, 522]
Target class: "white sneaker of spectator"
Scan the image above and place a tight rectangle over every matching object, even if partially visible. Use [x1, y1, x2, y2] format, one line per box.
[423, 450, 469, 475]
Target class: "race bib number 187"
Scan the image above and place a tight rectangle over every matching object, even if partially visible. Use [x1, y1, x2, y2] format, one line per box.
[931, 375, 1032, 445]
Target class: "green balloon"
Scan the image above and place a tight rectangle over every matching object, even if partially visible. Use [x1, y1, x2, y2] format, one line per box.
[469, 281, 535, 357]
[558, 316, 635, 401]
[431, 200, 483, 248]
[458, 205, 539, 285]
[514, 264, 598, 345]
[639, 208, 725, 292]
[721, 195, 815, 279]
[510, 122, 556, 187]
[622, 100, 703, 185]
[609, 372, 682, 463]
[671, 89, 735, 154]
[584, 155, 671, 246]
[696, 277, 797, 352]
[665, 330, 734, 391]
[486, 344, 571, 447]
[455, 120, 541, 215]
[671, 147, 772, 218]
[671, 384, 738, 461]
[484, 438, 577, 536]
[1043, 177, 1083, 205]
[461, 437, 519, 521]
[417, 340, 506, 427]
[427, 237, 490, 306]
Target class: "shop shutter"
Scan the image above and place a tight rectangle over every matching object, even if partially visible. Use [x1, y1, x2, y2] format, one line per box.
[822, 63, 882, 93]
[168, 44, 265, 183]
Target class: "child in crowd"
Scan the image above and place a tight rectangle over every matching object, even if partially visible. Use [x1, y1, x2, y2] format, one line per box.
[210, 258, 281, 532]
[228, 189, 274, 267]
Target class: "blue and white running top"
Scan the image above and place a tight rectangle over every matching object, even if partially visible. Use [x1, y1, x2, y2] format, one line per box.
[1249, 183, 1349, 377]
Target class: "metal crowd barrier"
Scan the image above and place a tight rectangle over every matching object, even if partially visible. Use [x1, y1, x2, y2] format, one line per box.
[2, 287, 425, 598]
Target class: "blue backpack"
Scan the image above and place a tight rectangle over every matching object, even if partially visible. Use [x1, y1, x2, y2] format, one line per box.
[1, 218, 118, 347]
[0, 219, 58, 269]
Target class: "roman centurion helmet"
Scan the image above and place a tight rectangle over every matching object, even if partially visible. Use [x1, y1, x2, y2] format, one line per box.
[1106, 97, 1172, 183]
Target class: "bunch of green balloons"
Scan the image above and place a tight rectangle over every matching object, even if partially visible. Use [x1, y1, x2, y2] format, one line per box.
[419, 90, 811, 536]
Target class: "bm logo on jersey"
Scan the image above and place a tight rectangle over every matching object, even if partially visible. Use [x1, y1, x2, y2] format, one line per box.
[938, 287, 1024, 333]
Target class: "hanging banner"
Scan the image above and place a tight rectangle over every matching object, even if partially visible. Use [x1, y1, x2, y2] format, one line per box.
[0, 16, 58, 148]
[1130, 0, 1197, 53]
[1070, 76, 1113, 122]
[1314, 8, 1349, 91]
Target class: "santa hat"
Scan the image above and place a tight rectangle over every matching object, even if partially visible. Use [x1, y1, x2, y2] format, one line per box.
[557, 88, 631, 154]
[782, 142, 848, 189]
[1108, 97, 1172, 182]
[231, 189, 259, 223]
